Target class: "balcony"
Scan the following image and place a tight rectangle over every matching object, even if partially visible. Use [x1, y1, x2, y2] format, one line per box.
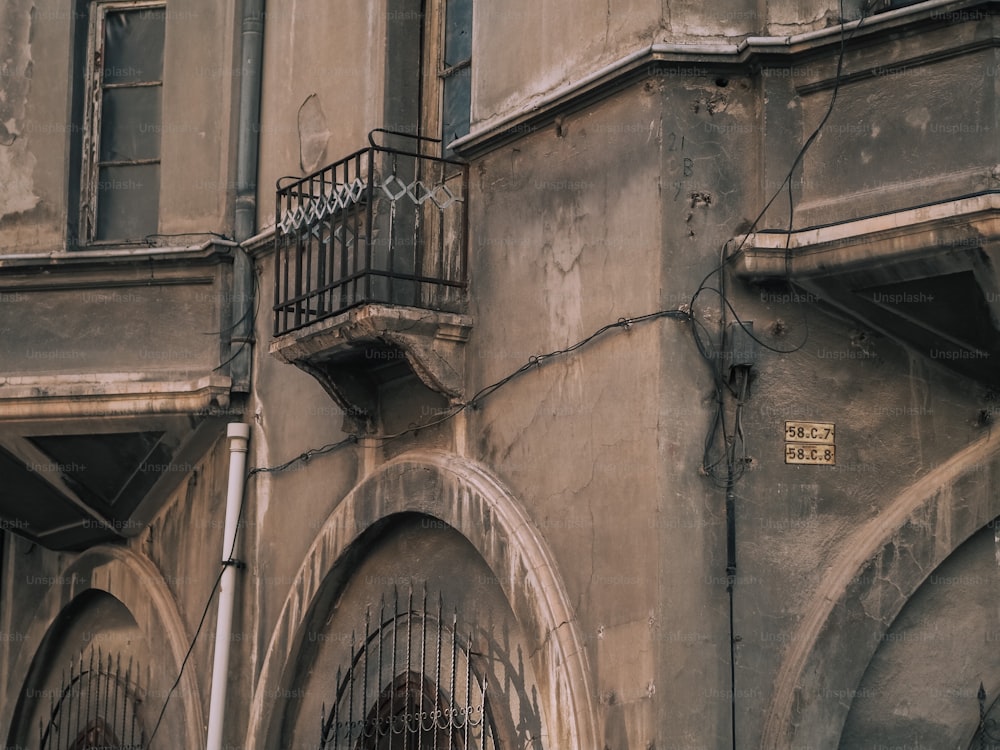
[270, 133, 472, 428]
[0, 242, 243, 550]
[735, 193, 1000, 385]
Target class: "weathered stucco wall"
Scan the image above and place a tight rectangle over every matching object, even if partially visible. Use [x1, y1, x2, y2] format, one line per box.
[1, 2, 998, 749]
[0, 0, 70, 250]
[841, 523, 1000, 747]
[0, 0, 240, 253]
[0, 432, 232, 748]
[256, 0, 382, 232]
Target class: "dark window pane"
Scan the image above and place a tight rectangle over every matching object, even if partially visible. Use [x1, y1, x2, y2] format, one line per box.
[444, 0, 472, 67]
[442, 68, 471, 149]
[99, 86, 162, 162]
[103, 8, 165, 83]
[96, 164, 159, 240]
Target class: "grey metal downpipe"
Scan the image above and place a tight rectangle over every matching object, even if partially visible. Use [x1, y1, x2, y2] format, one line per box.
[230, 0, 265, 392]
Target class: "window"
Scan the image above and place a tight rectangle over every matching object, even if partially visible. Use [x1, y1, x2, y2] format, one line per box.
[80, 2, 164, 243]
[440, 0, 472, 154]
[382, 0, 471, 156]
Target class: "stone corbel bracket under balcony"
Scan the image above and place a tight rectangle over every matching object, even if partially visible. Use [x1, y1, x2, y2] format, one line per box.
[733, 193, 1000, 384]
[269, 304, 473, 429]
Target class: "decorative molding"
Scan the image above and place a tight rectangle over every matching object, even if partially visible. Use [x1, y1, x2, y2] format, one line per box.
[0, 239, 238, 269]
[760, 426, 1000, 748]
[734, 192, 1000, 280]
[0, 374, 234, 421]
[245, 451, 599, 750]
[452, 0, 996, 158]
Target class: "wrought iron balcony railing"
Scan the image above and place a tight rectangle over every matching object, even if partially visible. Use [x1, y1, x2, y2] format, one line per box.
[273, 132, 468, 337]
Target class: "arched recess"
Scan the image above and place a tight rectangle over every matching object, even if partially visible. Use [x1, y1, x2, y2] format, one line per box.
[838, 522, 1000, 746]
[760, 427, 1000, 748]
[246, 450, 599, 750]
[4, 546, 205, 749]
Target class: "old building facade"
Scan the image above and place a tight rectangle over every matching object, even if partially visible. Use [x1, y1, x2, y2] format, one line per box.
[1, 0, 999, 748]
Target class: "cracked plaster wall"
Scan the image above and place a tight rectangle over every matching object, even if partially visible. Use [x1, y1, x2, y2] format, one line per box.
[473, 0, 875, 134]
[0, 1, 239, 252]
[462, 72, 766, 748]
[3, 4, 999, 750]
[0, 0, 45, 243]
[257, 0, 380, 232]
[840, 523, 1000, 747]
[730, 281, 993, 749]
[0, 439, 232, 748]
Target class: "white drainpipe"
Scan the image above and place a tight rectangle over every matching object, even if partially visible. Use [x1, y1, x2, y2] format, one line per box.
[206, 423, 251, 750]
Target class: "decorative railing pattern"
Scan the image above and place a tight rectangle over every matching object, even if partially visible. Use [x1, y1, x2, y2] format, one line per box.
[274, 135, 468, 336]
[39, 649, 146, 750]
[318, 587, 497, 750]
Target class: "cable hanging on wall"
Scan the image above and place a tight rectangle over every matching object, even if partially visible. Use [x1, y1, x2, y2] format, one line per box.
[142, 2, 878, 740]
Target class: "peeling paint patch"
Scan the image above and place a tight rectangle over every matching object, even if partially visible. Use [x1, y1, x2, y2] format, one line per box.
[691, 92, 728, 116]
[0, 143, 39, 216]
[0, 0, 40, 220]
[297, 93, 331, 173]
[904, 106, 931, 134]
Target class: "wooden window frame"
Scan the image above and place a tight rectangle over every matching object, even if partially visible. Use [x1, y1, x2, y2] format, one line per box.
[79, 0, 165, 245]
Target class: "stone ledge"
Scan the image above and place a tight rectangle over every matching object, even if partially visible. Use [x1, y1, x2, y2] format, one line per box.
[734, 192, 1000, 280]
[269, 304, 473, 426]
[0, 373, 234, 422]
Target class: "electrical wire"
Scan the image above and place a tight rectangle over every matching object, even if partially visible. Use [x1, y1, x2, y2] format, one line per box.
[144, 306, 693, 732]
[703, 6, 863, 748]
[689, 0, 872, 364]
[245, 308, 690, 476]
[145, 565, 226, 745]
[693, 0, 866, 490]
[212, 250, 260, 373]
[146, 447, 259, 745]
[143, 4, 872, 738]
[248, 436, 359, 477]
[205, 249, 260, 338]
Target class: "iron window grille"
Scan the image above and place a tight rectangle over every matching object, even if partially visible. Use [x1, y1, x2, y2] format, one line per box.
[976, 682, 1000, 750]
[39, 648, 146, 750]
[273, 131, 468, 337]
[318, 587, 497, 750]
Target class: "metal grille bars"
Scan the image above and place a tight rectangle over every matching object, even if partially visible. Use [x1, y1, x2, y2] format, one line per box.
[274, 141, 468, 337]
[319, 587, 496, 750]
[39, 648, 146, 750]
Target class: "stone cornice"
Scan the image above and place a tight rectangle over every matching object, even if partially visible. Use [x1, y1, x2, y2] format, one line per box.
[452, 0, 997, 158]
[733, 191, 1000, 280]
[0, 239, 238, 271]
